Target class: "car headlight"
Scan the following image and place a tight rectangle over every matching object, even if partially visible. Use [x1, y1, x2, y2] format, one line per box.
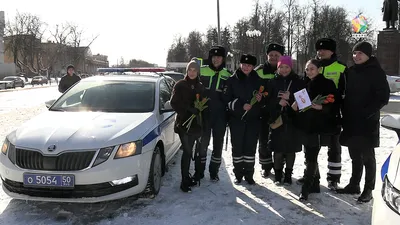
[114, 141, 142, 159]
[1, 139, 9, 155]
[92, 146, 114, 167]
[382, 176, 400, 215]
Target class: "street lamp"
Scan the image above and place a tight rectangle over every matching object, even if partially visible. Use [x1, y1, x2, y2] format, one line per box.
[246, 30, 261, 60]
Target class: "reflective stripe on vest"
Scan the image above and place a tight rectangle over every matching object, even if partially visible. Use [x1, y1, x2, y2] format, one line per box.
[200, 66, 231, 90]
[256, 69, 275, 79]
[319, 62, 346, 88]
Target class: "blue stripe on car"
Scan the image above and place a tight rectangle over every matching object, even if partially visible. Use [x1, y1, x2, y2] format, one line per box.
[142, 113, 176, 146]
[381, 153, 392, 181]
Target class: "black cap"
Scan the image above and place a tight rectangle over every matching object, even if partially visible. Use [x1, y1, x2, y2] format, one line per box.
[352, 41, 373, 57]
[209, 45, 226, 58]
[266, 43, 284, 55]
[240, 54, 257, 66]
[315, 38, 336, 52]
[66, 64, 75, 70]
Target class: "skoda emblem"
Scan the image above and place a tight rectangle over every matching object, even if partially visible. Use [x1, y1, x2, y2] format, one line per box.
[215, 50, 218, 53]
[48, 145, 56, 152]
[273, 45, 276, 48]
[320, 42, 323, 45]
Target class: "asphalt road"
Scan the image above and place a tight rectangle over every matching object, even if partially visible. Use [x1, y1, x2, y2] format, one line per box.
[0, 86, 61, 114]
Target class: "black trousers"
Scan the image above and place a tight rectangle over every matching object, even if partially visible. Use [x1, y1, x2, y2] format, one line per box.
[303, 144, 321, 187]
[179, 132, 200, 180]
[258, 116, 273, 170]
[273, 152, 295, 171]
[348, 146, 376, 190]
[230, 119, 260, 178]
[198, 113, 227, 176]
[321, 134, 342, 182]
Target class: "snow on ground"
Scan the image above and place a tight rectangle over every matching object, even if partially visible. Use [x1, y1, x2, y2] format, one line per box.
[0, 105, 397, 225]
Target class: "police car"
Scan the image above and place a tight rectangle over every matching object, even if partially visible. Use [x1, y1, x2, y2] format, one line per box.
[371, 114, 400, 223]
[0, 68, 181, 203]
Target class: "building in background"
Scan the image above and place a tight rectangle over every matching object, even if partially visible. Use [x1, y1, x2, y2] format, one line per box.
[0, 11, 17, 79]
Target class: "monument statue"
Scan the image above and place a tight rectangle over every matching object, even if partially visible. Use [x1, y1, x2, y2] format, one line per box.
[382, 0, 400, 29]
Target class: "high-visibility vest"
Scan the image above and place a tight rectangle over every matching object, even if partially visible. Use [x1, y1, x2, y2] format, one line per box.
[256, 69, 275, 79]
[200, 66, 231, 91]
[320, 61, 346, 88]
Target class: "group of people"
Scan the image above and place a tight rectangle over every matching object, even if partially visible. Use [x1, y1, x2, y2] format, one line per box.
[170, 38, 390, 203]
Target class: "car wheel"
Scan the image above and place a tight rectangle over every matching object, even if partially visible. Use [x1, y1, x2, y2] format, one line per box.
[144, 146, 163, 198]
[21, 83, 24, 88]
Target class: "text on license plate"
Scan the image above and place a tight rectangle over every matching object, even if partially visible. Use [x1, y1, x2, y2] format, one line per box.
[23, 174, 75, 187]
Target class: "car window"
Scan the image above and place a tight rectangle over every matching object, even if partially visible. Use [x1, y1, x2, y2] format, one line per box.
[165, 73, 184, 82]
[51, 81, 155, 113]
[159, 79, 172, 110]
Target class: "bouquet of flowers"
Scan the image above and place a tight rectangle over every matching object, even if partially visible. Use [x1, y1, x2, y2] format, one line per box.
[182, 94, 209, 132]
[300, 94, 335, 112]
[241, 86, 268, 120]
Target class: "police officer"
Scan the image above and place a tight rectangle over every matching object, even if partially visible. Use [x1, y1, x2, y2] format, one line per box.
[198, 46, 232, 182]
[298, 38, 347, 190]
[223, 54, 263, 184]
[255, 43, 284, 178]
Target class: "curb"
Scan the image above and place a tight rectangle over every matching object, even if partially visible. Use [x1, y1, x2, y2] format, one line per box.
[0, 84, 58, 93]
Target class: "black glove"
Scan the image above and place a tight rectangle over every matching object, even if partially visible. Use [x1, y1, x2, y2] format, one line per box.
[188, 107, 200, 115]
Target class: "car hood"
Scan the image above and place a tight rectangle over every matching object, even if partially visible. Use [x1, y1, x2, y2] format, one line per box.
[8, 111, 155, 153]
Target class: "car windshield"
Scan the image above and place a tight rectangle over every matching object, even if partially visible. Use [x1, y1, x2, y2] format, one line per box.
[3, 77, 16, 81]
[50, 80, 155, 113]
[33, 76, 42, 79]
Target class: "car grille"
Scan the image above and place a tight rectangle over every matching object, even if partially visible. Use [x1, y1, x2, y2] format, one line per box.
[14, 148, 96, 171]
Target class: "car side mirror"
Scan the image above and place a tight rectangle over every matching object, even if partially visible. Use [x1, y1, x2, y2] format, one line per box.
[381, 114, 400, 139]
[45, 99, 56, 109]
[161, 101, 174, 113]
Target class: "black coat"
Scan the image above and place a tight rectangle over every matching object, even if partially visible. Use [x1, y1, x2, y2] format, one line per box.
[223, 69, 265, 121]
[170, 76, 206, 136]
[268, 72, 305, 153]
[58, 74, 81, 93]
[295, 74, 339, 134]
[339, 57, 390, 148]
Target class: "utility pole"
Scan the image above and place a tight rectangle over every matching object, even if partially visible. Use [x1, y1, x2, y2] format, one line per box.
[217, 0, 221, 45]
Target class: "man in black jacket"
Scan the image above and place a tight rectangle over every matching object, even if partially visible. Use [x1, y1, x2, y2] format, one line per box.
[337, 41, 390, 203]
[58, 65, 81, 93]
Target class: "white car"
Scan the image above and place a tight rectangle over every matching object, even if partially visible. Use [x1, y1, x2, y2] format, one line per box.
[371, 114, 400, 224]
[0, 68, 181, 203]
[386, 75, 400, 93]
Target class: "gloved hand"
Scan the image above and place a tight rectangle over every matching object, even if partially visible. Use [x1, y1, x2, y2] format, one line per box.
[188, 107, 200, 115]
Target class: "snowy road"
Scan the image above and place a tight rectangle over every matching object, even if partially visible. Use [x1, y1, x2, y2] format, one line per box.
[0, 104, 397, 225]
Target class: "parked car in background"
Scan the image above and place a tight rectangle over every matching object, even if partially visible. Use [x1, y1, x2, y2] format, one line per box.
[371, 114, 400, 224]
[387, 75, 400, 93]
[0, 76, 25, 89]
[31, 76, 49, 85]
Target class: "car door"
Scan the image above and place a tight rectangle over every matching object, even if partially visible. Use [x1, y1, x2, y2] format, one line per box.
[164, 77, 180, 146]
[159, 79, 176, 160]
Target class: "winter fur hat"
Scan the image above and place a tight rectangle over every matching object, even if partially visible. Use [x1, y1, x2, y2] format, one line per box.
[266, 43, 285, 55]
[240, 54, 257, 66]
[208, 45, 226, 58]
[352, 41, 373, 58]
[277, 56, 293, 68]
[315, 38, 336, 52]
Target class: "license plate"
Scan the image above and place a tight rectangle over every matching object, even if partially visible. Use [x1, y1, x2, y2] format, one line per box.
[23, 173, 75, 188]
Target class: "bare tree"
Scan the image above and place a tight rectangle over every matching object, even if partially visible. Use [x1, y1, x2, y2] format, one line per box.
[283, 0, 298, 56]
[5, 12, 46, 74]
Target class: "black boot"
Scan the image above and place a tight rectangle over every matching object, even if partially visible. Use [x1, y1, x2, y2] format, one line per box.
[188, 174, 197, 187]
[245, 176, 256, 185]
[261, 164, 273, 178]
[234, 176, 243, 184]
[357, 189, 373, 203]
[299, 185, 309, 201]
[193, 171, 204, 184]
[336, 184, 361, 194]
[180, 178, 192, 193]
[283, 169, 293, 185]
[328, 181, 339, 191]
[274, 169, 283, 184]
[310, 180, 321, 193]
